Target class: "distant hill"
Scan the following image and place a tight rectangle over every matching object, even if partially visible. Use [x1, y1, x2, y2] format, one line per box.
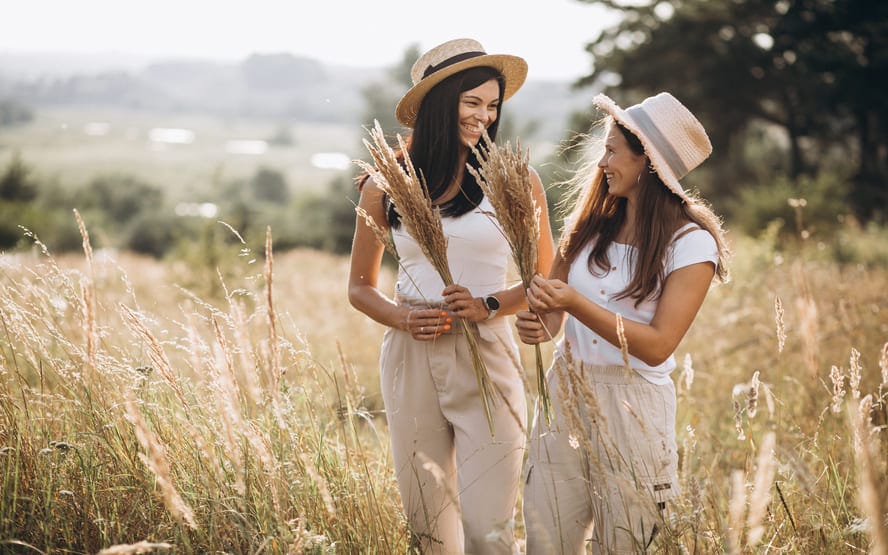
[0, 51, 592, 141]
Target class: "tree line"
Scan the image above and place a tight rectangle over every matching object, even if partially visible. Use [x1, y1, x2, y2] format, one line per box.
[575, 0, 886, 225]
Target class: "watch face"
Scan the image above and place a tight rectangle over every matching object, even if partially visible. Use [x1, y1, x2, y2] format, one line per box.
[486, 296, 500, 310]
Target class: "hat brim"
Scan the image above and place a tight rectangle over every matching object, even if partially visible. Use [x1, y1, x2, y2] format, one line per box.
[396, 54, 528, 128]
[592, 93, 689, 202]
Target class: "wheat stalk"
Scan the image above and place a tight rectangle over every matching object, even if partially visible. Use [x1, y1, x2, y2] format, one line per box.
[354, 120, 498, 435]
[466, 129, 553, 424]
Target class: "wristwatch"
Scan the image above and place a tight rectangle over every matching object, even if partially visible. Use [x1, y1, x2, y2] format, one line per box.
[482, 295, 500, 320]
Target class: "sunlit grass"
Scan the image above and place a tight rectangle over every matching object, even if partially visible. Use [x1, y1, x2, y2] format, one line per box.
[1, 218, 886, 553]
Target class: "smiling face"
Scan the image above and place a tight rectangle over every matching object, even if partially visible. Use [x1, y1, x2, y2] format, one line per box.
[457, 78, 501, 147]
[598, 123, 648, 201]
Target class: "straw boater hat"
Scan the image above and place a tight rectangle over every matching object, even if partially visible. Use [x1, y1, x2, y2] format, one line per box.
[593, 92, 712, 202]
[396, 38, 528, 127]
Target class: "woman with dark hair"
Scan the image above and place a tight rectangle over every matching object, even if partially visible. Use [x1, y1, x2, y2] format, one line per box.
[516, 92, 731, 553]
[348, 39, 554, 553]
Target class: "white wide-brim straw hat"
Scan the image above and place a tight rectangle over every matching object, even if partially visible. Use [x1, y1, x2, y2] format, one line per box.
[396, 38, 528, 128]
[593, 92, 712, 202]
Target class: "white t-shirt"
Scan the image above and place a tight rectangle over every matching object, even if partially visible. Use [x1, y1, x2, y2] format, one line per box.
[559, 223, 718, 384]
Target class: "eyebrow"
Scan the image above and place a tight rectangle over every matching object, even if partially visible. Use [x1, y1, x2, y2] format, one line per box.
[461, 93, 499, 103]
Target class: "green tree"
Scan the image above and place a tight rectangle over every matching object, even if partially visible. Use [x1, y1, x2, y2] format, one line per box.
[251, 167, 290, 204]
[0, 100, 33, 127]
[0, 152, 38, 202]
[74, 175, 163, 224]
[575, 0, 888, 223]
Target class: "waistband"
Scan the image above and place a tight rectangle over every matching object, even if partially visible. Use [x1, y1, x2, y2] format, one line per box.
[553, 358, 653, 385]
[395, 293, 446, 309]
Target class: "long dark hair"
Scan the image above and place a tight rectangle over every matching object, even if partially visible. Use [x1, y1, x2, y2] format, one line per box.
[386, 65, 506, 228]
[560, 121, 730, 306]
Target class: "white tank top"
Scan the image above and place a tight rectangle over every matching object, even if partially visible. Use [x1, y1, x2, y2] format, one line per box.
[391, 196, 510, 303]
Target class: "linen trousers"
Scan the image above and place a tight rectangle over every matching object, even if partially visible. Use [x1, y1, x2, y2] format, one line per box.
[380, 321, 527, 555]
[523, 360, 678, 554]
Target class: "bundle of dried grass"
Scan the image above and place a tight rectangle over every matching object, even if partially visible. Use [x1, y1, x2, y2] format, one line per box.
[467, 130, 552, 423]
[354, 120, 498, 435]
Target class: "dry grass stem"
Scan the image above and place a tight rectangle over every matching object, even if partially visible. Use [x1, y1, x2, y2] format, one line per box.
[679, 352, 695, 393]
[120, 304, 189, 408]
[746, 432, 776, 547]
[265, 226, 281, 391]
[125, 397, 197, 529]
[830, 364, 846, 414]
[74, 209, 98, 374]
[466, 128, 551, 422]
[849, 347, 862, 399]
[793, 262, 820, 376]
[849, 395, 887, 554]
[880, 341, 888, 388]
[416, 451, 462, 521]
[774, 295, 786, 353]
[727, 469, 747, 555]
[300, 453, 337, 517]
[97, 541, 174, 555]
[355, 120, 497, 434]
[615, 313, 631, 378]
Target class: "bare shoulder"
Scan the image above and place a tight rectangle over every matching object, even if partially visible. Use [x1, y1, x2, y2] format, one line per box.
[527, 165, 545, 190]
[356, 174, 389, 226]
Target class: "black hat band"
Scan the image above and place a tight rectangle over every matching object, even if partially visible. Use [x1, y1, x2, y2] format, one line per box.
[422, 51, 486, 79]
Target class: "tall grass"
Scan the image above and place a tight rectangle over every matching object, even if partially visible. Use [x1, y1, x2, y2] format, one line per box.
[1, 217, 886, 553]
[0, 220, 405, 553]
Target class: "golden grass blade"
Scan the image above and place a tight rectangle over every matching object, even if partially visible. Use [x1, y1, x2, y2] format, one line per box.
[354, 120, 498, 435]
[466, 129, 552, 424]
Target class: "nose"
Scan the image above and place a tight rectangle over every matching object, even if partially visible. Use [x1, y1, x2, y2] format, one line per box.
[597, 152, 608, 168]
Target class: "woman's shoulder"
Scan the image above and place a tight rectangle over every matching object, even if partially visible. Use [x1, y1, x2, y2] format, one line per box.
[358, 174, 386, 198]
[668, 223, 717, 267]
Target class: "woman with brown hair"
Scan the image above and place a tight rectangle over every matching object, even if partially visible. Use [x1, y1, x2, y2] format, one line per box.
[516, 92, 730, 553]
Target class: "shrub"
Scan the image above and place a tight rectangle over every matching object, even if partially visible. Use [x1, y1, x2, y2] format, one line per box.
[0, 152, 38, 202]
[73, 175, 163, 225]
[727, 171, 851, 239]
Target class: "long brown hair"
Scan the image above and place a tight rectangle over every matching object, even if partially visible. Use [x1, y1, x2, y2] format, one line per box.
[559, 120, 730, 306]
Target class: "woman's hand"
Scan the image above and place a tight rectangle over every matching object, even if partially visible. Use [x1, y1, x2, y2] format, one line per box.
[515, 310, 545, 344]
[406, 308, 454, 341]
[526, 274, 576, 313]
[442, 284, 488, 323]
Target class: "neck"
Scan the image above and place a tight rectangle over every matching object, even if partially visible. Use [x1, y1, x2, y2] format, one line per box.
[617, 198, 638, 244]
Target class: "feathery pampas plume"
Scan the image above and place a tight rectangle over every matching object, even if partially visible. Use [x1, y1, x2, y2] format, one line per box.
[466, 129, 552, 423]
[354, 120, 498, 435]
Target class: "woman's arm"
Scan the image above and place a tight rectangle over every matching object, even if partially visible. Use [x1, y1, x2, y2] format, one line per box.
[347, 178, 407, 329]
[444, 166, 557, 322]
[526, 261, 716, 365]
[348, 178, 450, 339]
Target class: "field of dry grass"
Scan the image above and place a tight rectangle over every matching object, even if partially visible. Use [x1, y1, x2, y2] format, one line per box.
[1, 220, 886, 553]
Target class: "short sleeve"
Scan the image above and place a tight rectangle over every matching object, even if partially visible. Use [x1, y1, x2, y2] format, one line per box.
[666, 228, 718, 274]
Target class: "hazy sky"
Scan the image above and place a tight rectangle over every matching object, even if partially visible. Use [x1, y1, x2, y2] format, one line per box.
[2, 0, 620, 80]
